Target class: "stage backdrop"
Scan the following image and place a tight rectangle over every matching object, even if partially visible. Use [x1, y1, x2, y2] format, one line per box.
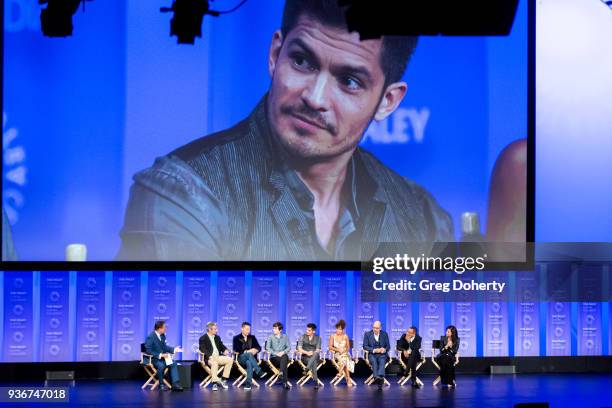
[0, 270, 608, 362]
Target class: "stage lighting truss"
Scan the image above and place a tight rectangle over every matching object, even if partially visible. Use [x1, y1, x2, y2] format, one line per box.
[38, 0, 93, 37]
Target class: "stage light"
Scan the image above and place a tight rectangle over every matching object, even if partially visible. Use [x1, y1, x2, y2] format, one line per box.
[38, 0, 89, 37]
[160, 0, 250, 44]
[160, 0, 220, 44]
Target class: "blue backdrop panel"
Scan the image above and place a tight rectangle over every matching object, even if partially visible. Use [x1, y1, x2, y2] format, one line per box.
[545, 264, 572, 356]
[2, 272, 34, 362]
[385, 272, 413, 347]
[319, 271, 347, 343]
[251, 271, 280, 342]
[353, 272, 380, 351]
[286, 272, 313, 346]
[39, 271, 70, 361]
[217, 271, 246, 347]
[483, 272, 509, 357]
[181, 272, 211, 360]
[451, 273, 478, 357]
[75, 271, 106, 361]
[146, 271, 178, 348]
[514, 271, 540, 356]
[110, 272, 142, 361]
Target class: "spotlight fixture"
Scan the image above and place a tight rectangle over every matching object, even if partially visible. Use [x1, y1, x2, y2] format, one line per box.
[161, 0, 250, 44]
[38, 0, 91, 37]
[160, 0, 220, 44]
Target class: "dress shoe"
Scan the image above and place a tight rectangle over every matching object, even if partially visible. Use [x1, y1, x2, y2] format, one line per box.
[171, 384, 184, 392]
[159, 384, 170, 392]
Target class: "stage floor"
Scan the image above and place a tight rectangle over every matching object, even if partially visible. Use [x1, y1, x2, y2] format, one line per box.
[1, 374, 611, 407]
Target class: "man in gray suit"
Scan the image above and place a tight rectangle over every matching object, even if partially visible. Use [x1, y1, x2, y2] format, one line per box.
[297, 323, 322, 389]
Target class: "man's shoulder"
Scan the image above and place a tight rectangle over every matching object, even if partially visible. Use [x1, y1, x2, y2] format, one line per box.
[357, 147, 455, 239]
[170, 119, 252, 164]
[357, 147, 435, 201]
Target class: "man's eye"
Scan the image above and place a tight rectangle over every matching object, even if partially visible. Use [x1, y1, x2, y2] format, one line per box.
[292, 55, 313, 71]
[340, 76, 362, 91]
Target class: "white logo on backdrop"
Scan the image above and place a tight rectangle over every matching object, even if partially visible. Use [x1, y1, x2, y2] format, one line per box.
[5, 0, 40, 33]
[361, 107, 430, 145]
[3, 113, 28, 225]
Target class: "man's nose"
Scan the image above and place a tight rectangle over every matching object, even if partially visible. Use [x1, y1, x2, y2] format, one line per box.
[301, 73, 332, 112]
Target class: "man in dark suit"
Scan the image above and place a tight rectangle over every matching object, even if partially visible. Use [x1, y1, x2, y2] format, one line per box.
[199, 322, 233, 391]
[397, 326, 422, 387]
[232, 322, 266, 390]
[363, 320, 390, 389]
[144, 320, 184, 391]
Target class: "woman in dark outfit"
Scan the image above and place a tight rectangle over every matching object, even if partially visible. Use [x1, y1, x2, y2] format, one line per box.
[436, 325, 460, 387]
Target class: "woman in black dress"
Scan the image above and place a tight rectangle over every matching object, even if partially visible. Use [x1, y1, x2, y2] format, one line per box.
[435, 325, 459, 387]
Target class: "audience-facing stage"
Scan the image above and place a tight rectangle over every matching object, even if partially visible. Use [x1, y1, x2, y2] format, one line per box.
[1, 374, 610, 408]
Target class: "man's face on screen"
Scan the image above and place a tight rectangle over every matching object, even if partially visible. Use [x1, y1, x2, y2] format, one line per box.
[267, 15, 399, 160]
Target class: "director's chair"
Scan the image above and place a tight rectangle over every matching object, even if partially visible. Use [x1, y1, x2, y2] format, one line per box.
[362, 350, 391, 386]
[232, 351, 261, 388]
[140, 343, 171, 390]
[329, 339, 357, 386]
[431, 341, 460, 387]
[395, 344, 426, 386]
[262, 341, 294, 387]
[197, 350, 225, 388]
[294, 341, 325, 387]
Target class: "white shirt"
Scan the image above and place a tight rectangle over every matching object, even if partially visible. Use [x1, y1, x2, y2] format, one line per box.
[374, 333, 380, 342]
[208, 334, 219, 356]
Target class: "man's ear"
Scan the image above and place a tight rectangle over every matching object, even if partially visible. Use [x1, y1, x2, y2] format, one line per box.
[374, 81, 408, 121]
[268, 30, 284, 78]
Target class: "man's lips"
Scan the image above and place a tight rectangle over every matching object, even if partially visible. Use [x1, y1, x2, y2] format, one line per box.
[289, 112, 328, 132]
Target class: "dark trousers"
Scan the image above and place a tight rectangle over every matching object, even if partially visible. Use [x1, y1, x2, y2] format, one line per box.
[153, 359, 180, 386]
[436, 353, 456, 385]
[368, 353, 387, 377]
[270, 354, 289, 383]
[401, 352, 420, 379]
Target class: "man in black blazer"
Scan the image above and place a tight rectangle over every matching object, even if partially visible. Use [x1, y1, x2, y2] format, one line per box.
[199, 322, 233, 391]
[144, 320, 184, 391]
[232, 322, 266, 390]
[397, 326, 422, 387]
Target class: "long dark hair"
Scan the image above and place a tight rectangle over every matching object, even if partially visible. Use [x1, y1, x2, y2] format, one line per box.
[445, 325, 458, 344]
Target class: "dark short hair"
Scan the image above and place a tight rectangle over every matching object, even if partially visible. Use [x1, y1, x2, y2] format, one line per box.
[154, 320, 166, 331]
[335, 319, 346, 330]
[242, 321, 251, 328]
[273, 321, 284, 331]
[306, 323, 317, 331]
[408, 326, 418, 334]
[280, 0, 418, 86]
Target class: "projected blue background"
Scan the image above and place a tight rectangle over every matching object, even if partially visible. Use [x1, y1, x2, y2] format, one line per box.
[0, 270, 609, 362]
[3, 0, 528, 260]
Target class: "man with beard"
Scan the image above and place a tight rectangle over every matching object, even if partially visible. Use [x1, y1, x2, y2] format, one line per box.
[117, 0, 453, 261]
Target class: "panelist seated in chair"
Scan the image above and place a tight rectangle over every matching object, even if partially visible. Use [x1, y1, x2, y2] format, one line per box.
[328, 319, 354, 386]
[297, 323, 322, 389]
[397, 326, 422, 388]
[435, 325, 460, 387]
[266, 321, 292, 389]
[363, 320, 390, 389]
[199, 321, 233, 391]
[233, 321, 267, 390]
[145, 320, 184, 392]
